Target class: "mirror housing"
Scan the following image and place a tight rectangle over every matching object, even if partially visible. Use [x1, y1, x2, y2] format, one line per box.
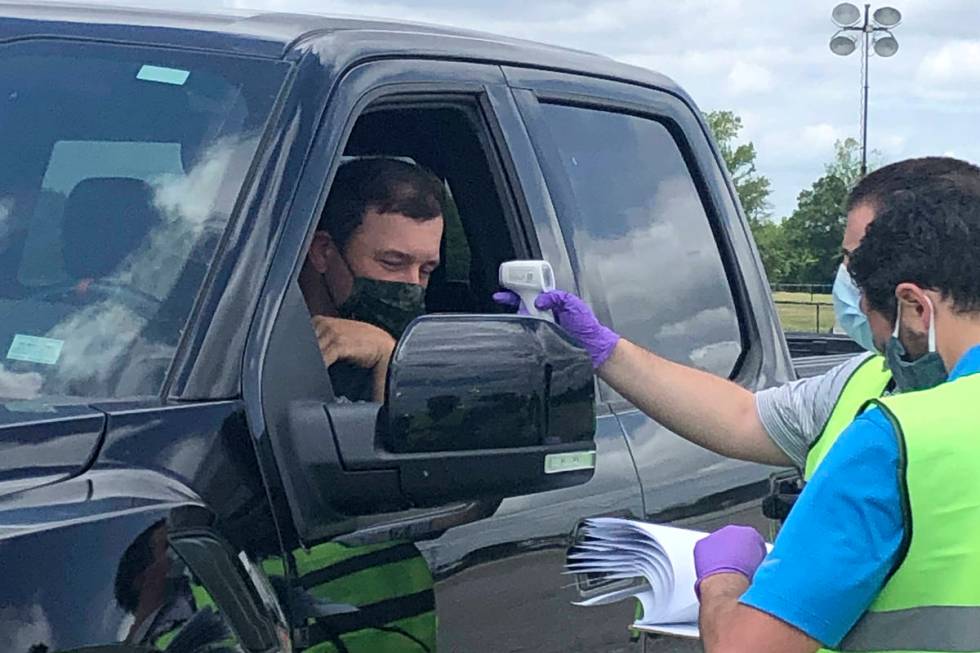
[285, 314, 597, 524]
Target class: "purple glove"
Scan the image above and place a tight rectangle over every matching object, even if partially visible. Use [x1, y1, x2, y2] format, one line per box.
[693, 525, 767, 598]
[492, 289, 620, 368]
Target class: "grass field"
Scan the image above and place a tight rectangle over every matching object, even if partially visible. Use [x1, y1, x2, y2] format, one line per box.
[772, 291, 834, 333]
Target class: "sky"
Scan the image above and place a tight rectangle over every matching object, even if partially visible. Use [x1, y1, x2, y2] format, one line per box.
[131, 0, 980, 219]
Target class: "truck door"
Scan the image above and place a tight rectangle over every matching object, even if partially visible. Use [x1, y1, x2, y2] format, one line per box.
[506, 67, 783, 650]
[251, 56, 645, 653]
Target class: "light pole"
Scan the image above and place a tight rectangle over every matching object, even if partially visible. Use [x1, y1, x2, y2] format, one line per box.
[829, 3, 901, 177]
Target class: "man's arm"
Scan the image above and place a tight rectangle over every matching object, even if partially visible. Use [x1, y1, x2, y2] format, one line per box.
[600, 340, 791, 465]
[499, 289, 859, 466]
[694, 410, 905, 651]
[699, 574, 820, 653]
[312, 316, 396, 401]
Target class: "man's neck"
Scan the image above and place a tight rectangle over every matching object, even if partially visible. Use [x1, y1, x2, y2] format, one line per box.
[939, 315, 980, 372]
[298, 265, 339, 317]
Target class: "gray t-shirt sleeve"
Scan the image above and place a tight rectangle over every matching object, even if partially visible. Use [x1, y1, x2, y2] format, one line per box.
[754, 352, 874, 468]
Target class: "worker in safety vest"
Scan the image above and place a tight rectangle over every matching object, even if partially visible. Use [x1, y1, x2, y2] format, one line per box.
[693, 166, 980, 652]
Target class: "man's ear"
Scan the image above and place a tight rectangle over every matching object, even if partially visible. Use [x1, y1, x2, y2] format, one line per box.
[307, 230, 336, 274]
[895, 283, 932, 335]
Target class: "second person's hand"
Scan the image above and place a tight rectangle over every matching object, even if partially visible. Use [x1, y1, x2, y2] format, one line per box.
[493, 289, 620, 368]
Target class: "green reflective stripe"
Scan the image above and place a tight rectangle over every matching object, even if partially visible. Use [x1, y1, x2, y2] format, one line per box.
[839, 606, 980, 652]
[308, 555, 432, 608]
[192, 582, 215, 610]
[262, 556, 286, 577]
[305, 611, 436, 653]
[302, 543, 432, 609]
[300, 543, 420, 589]
[288, 540, 436, 652]
[804, 354, 891, 480]
[309, 589, 435, 637]
[293, 541, 397, 576]
[153, 627, 179, 649]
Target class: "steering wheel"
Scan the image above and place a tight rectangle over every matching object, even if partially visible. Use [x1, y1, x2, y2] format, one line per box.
[30, 278, 162, 320]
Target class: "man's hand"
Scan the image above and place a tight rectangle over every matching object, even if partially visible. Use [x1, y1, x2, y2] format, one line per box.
[694, 525, 767, 596]
[312, 316, 396, 369]
[495, 288, 792, 466]
[313, 317, 396, 402]
[493, 289, 620, 368]
[696, 526, 819, 653]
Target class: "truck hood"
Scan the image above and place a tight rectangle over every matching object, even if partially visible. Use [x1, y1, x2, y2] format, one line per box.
[0, 402, 105, 498]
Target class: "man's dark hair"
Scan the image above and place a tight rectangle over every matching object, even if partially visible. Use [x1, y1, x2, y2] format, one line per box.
[318, 158, 444, 251]
[849, 168, 980, 320]
[846, 156, 980, 213]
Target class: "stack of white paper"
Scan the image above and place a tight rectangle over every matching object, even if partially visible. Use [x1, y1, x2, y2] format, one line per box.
[564, 517, 708, 638]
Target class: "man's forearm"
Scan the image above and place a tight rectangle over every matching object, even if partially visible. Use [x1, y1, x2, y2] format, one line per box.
[698, 573, 821, 653]
[699, 573, 751, 653]
[598, 339, 791, 465]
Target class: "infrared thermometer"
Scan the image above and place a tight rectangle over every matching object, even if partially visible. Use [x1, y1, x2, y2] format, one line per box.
[499, 260, 556, 322]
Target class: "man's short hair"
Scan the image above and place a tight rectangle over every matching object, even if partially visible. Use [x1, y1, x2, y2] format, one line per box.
[318, 158, 444, 251]
[847, 156, 980, 213]
[849, 167, 980, 319]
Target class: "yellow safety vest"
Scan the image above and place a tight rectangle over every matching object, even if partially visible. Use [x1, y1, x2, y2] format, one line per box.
[804, 354, 892, 481]
[828, 372, 980, 652]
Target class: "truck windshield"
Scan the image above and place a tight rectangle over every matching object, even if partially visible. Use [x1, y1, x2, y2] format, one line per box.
[0, 40, 287, 402]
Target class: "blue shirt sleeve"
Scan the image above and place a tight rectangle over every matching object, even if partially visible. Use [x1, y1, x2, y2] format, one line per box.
[740, 407, 905, 647]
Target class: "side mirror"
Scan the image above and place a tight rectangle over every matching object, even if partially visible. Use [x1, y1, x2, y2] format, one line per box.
[285, 315, 597, 523]
[377, 315, 596, 503]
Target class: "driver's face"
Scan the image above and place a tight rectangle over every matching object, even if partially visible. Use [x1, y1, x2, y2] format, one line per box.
[316, 209, 443, 306]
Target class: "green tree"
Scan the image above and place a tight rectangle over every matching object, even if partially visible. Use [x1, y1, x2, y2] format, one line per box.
[703, 110, 772, 227]
[826, 137, 880, 191]
[704, 110, 792, 281]
[776, 139, 883, 285]
[780, 173, 850, 284]
[751, 220, 794, 284]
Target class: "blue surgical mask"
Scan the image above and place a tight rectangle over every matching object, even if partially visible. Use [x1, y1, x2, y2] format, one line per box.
[884, 296, 947, 393]
[832, 264, 878, 353]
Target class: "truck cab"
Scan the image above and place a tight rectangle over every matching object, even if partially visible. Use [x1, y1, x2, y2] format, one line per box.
[0, 5, 793, 652]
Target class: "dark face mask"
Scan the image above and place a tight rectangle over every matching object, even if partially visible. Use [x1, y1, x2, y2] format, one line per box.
[337, 276, 426, 339]
[884, 298, 947, 393]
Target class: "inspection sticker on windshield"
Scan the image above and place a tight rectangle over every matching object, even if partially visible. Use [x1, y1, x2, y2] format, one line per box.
[545, 450, 596, 474]
[137, 64, 190, 86]
[6, 334, 63, 365]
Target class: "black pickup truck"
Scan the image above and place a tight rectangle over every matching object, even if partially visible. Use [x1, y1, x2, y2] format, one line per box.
[0, 5, 811, 653]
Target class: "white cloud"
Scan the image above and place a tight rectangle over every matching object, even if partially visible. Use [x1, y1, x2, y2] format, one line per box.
[726, 61, 774, 95]
[918, 40, 980, 83]
[800, 123, 844, 150]
[878, 133, 907, 154]
[0, 197, 14, 244]
[0, 364, 43, 401]
[0, 603, 55, 652]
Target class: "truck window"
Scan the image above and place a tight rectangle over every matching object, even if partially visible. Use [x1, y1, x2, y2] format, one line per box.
[0, 40, 288, 402]
[534, 103, 744, 389]
[301, 101, 521, 403]
[18, 140, 184, 287]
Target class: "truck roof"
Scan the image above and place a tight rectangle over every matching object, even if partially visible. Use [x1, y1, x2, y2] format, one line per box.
[0, 1, 683, 95]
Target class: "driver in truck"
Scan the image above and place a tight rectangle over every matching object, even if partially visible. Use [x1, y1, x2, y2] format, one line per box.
[299, 157, 445, 402]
